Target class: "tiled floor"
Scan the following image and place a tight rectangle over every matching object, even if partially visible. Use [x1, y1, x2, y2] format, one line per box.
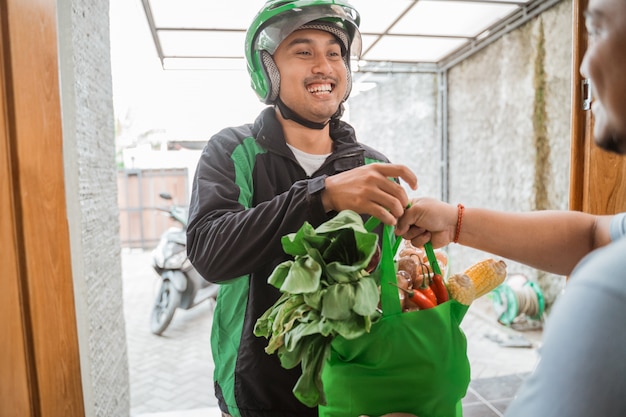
[463, 372, 531, 417]
[136, 408, 220, 417]
[134, 373, 533, 417]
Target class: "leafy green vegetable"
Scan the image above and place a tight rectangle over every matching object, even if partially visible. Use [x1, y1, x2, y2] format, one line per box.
[253, 210, 382, 407]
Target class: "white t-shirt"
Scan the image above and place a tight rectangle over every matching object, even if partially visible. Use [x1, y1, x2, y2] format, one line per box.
[287, 143, 331, 177]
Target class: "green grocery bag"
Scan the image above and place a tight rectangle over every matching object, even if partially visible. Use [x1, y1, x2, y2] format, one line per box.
[319, 222, 470, 417]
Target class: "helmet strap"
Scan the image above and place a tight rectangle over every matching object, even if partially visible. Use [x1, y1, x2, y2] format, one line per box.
[275, 97, 331, 130]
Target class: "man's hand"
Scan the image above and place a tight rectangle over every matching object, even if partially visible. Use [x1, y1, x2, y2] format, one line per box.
[321, 163, 417, 225]
[395, 197, 457, 248]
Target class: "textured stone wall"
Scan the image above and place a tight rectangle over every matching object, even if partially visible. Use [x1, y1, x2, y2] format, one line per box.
[446, 0, 572, 304]
[58, 0, 130, 416]
[348, 0, 573, 307]
[347, 73, 441, 199]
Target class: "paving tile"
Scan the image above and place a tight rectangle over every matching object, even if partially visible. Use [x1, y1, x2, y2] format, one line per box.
[462, 402, 502, 417]
[469, 373, 530, 402]
[123, 250, 217, 416]
[462, 388, 481, 406]
[490, 398, 515, 414]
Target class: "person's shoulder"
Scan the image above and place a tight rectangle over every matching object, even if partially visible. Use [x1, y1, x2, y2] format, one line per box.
[333, 120, 390, 161]
[212, 123, 254, 141]
[569, 237, 626, 296]
[210, 107, 273, 142]
[200, 124, 250, 155]
[574, 236, 626, 270]
[206, 113, 267, 152]
[358, 141, 391, 163]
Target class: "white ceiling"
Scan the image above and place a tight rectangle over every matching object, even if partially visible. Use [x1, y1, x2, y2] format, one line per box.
[141, 0, 560, 73]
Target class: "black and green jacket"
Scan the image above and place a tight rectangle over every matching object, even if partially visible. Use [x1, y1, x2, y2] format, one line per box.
[187, 107, 389, 417]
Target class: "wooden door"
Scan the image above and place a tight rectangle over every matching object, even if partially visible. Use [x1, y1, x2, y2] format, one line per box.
[0, 0, 85, 416]
[0, 19, 32, 414]
[569, 0, 626, 214]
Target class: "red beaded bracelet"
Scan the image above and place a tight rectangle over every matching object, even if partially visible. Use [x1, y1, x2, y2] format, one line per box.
[453, 203, 465, 244]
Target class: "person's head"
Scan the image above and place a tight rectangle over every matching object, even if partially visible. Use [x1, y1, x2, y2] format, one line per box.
[580, 0, 626, 153]
[245, 0, 361, 129]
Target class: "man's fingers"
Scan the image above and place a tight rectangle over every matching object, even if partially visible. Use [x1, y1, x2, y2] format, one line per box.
[368, 186, 409, 220]
[321, 163, 416, 221]
[371, 163, 418, 190]
[370, 203, 398, 226]
[399, 170, 418, 191]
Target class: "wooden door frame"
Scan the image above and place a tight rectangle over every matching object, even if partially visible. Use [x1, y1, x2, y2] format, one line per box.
[0, 5, 33, 412]
[569, 0, 589, 211]
[570, 0, 626, 214]
[0, 0, 85, 416]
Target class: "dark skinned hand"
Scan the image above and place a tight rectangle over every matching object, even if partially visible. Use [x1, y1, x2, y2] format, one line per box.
[321, 163, 418, 226]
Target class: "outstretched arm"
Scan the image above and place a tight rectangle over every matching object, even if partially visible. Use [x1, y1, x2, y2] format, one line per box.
[395, 197, 613, 276]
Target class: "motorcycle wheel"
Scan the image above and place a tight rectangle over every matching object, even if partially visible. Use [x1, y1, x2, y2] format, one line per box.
[150, 280, 182, 336]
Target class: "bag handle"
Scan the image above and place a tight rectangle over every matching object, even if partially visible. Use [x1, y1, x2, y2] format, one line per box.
[364, 217, 402, 316]
[364, 216, 444, 316]
[423, 242, 442, 276]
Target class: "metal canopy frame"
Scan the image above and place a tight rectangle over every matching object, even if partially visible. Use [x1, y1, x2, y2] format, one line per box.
[140, 0, 562, 75]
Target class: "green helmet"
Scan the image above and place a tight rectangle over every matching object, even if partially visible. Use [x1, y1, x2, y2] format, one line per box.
[245, 0, 362, 104]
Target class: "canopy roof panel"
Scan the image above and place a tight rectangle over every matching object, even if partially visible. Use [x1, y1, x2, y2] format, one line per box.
[141, 0, 560, 73]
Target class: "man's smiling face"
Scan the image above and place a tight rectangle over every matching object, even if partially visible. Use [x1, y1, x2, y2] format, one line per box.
[272, 29, 348, 124]
[580, 0, 626, 153]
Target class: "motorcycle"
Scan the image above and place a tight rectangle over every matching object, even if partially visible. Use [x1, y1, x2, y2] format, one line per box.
[150, 192, 219, 335]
